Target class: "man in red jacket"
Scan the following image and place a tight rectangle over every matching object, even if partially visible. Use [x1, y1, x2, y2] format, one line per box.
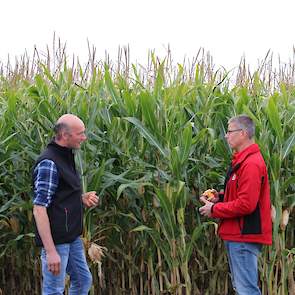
[199, 115, 272, 295]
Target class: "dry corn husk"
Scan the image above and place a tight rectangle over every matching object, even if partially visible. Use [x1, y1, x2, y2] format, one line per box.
[88, 242, 107, 263]
[153, 196, 160, 208]
[213, 222, 218, 236]
[271, 204, 276, 223]
[88, 242, 107, 289]
[137, 184, 145, 195]
[27, 211, 33, 222]
[9, 217, 19, 233]
[191, 187, 196, 196]
[280, 209, 290, 231]
[141, 208, 147, 222]
[0, 219, 10, 228]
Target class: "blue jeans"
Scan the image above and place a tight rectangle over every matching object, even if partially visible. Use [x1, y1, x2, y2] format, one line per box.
[41, 237, 92, 295]
[225, 241, 262, 295]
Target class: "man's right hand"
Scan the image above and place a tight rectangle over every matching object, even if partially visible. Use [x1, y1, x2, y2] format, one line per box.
[46, 249, 61, 276]
[33, 205, 61, 275]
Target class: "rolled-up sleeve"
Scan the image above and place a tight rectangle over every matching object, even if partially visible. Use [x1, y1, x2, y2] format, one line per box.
[33, 159, 58, 207]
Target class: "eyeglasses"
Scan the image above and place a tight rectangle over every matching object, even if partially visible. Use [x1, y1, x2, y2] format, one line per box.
[226, 129, 243, 134]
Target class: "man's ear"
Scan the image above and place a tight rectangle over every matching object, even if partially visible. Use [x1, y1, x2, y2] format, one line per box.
[61, 130, 70, 140]
[242, 129, 248, 138]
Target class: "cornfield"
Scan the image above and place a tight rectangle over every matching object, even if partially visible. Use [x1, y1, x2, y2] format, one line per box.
[0, 41, 294, 295]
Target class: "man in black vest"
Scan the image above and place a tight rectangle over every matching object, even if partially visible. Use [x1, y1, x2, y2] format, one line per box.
[33, 114, 99, 294]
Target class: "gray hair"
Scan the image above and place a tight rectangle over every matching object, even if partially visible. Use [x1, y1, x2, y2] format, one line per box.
[228, 115, 255, 139]
[53, 122, 71, 140]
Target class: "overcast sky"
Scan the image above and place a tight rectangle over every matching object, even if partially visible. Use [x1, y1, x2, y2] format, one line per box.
[1, 0, 294, 70]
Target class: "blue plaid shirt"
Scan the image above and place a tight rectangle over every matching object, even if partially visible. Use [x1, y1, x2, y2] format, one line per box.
[33, 159, 59, 207]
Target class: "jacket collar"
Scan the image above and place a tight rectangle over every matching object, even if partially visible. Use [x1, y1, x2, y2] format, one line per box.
[48, 139, 74, 155]
[232, 143, 260, 166]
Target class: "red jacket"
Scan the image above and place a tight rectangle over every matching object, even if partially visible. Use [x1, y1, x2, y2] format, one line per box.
[211, 144, 272, 245]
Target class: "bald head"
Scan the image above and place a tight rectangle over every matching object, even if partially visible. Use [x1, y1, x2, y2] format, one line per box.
[57, 114, 84, 126]
[54, 114, 87, 148]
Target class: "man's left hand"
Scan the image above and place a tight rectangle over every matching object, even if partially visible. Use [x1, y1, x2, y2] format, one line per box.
[82, 191, 99, 208]
[199, 200, 214, 217]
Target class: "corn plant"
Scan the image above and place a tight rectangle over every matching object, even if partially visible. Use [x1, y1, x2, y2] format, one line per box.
[0, 42, 294, 295]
